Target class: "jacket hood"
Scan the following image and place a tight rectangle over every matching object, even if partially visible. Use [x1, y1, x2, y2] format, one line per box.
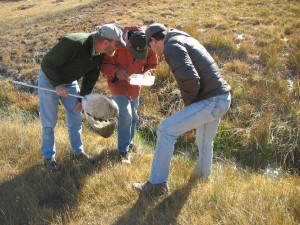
[164, 29, 191, 43]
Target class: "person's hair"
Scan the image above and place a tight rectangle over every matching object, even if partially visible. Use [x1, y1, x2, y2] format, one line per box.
[152, 30, 167, 41]
[93, 33, 114, 43]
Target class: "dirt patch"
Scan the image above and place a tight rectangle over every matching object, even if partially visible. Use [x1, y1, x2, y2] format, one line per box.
[16, 4, 36, 10]
[0, 0, 25, 2]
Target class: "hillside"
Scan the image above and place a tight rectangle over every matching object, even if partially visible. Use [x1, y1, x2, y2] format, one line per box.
[0, 0, 299, 224]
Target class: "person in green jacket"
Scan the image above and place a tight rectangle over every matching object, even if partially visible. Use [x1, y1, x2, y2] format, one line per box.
[38, 24, 126, 172]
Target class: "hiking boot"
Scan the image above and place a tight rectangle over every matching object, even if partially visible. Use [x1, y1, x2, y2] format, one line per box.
[44, 158, 59, 172]
[72, 152, 96, 164]
[132, 180, 169, 196]
[118, 152, 131, 164]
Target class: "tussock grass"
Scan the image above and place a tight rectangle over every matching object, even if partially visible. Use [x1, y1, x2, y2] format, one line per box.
[287, 38, 300, 76]
[0, 80, 39, 116]
[224, 60, 251, 76]
[203, 32, 238, 61]
[0, 117, 299, 225]
[260, 44, 286, 74]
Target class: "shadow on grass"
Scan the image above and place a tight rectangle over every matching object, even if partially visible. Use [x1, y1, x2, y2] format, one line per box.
[113, 177, 198, 225]
[0, 149, 117, 225]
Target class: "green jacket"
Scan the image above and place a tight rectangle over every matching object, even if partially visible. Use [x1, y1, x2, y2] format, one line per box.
[41, 33, 104, 97]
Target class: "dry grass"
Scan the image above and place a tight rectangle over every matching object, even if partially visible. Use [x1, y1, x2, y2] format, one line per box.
[0, 117, 299, 225]
[0, 0, 300, 224]
[0, 0, 96, 24]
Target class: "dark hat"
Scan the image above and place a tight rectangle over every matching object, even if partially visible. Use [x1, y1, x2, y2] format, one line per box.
[98, 24, 126, 48]
[145, 23, 167, 45]
[129, 31, 148, 60]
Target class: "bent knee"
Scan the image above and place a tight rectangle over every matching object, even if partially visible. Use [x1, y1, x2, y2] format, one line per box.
[157, 122, 176, 138]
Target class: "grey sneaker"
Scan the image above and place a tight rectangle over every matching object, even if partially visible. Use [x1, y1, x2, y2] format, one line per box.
[44, 158, 59, 172]
[118, 152, 131, 164]
[132, 180, 169, 196]
[72, 152, 96, 164]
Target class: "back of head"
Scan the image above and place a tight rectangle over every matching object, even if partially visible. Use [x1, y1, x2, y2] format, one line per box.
[129, 31, 148, 60]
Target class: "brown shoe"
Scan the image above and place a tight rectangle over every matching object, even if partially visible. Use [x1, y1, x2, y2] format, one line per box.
[132, 180, 169, 196]
[72, 152, 96, 164]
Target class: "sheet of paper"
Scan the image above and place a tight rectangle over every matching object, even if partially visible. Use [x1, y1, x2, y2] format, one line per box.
[129, 74, 155, 86]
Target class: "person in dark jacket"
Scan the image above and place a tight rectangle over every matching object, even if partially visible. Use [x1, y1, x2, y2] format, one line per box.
[133, 23, 231, 195]
[39, 24, 126, 172]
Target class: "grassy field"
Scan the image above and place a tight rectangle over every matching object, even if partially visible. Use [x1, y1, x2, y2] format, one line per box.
[0, 0, 299, 224]
[0, 116, 299, 224]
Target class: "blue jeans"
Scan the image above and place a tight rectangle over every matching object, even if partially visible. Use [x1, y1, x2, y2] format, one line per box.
[149, 92, 231, 184]
[113, 95, 139, 153]
[38, 68, 84, 160]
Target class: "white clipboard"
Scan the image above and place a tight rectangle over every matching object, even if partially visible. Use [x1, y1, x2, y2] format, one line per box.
[129, 74, 155, 86]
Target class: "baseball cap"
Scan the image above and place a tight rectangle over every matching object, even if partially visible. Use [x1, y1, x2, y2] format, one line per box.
[98, 24, 126, 48]
[129, 31, 148, 60]
[145, 23, 167, 45]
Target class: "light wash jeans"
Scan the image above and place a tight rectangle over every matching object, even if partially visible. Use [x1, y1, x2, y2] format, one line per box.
[113, 95, 139, 153]
[38, 68, 84, 160]
[149, 92, 231, 184]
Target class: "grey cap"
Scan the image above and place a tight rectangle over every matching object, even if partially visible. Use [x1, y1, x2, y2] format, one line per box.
[145, 23, 167, 45]
[98, 24, 126, 48]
